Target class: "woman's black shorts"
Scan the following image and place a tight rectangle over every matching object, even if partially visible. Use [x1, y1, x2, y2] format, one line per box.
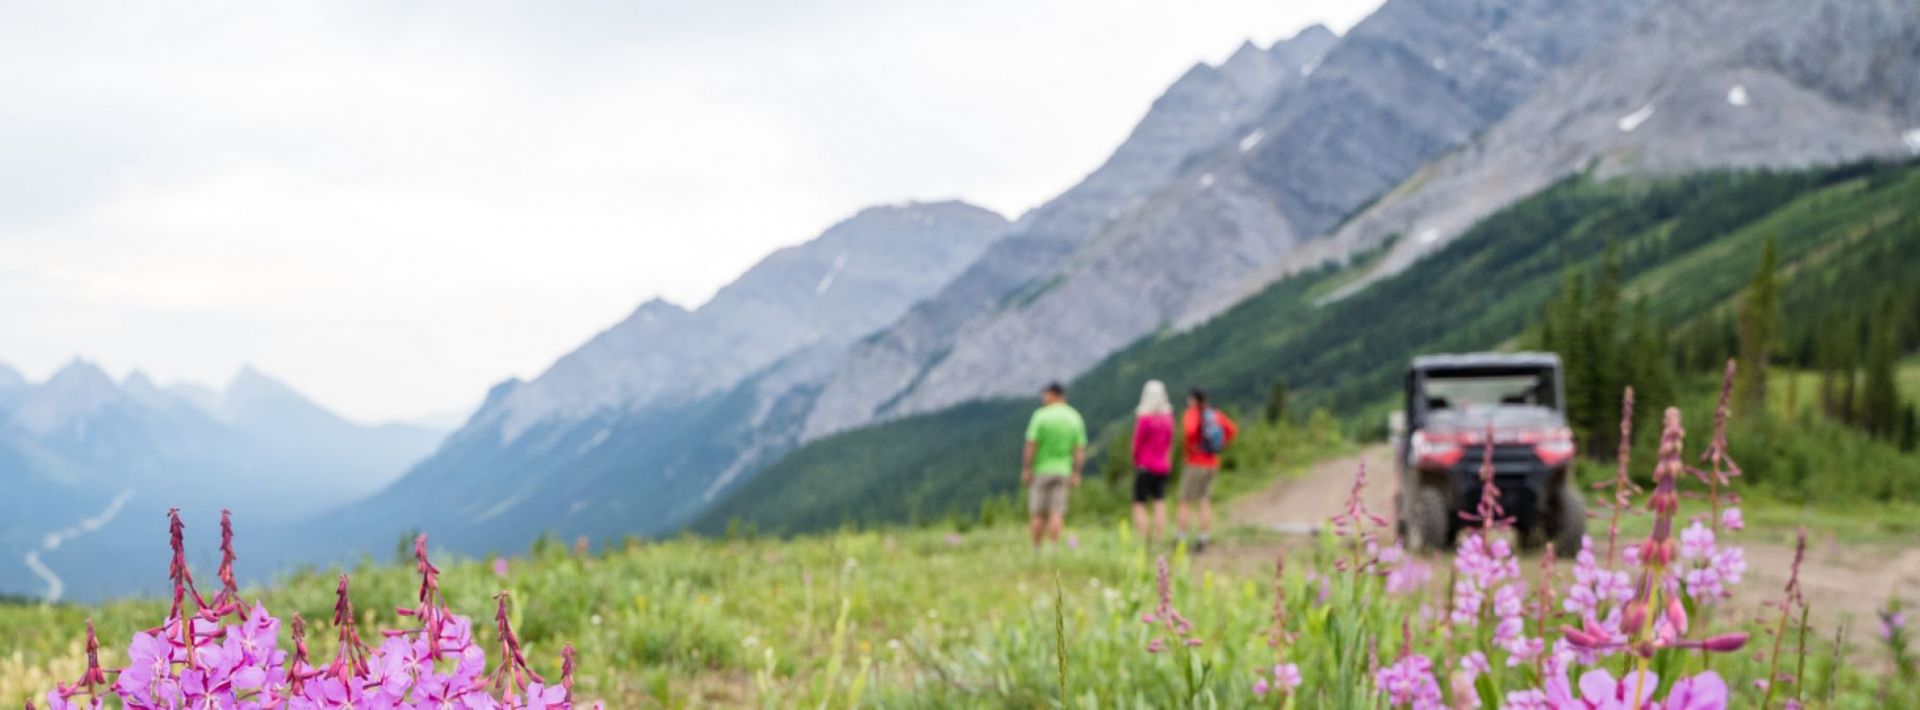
[1132, 469, 1171, 503]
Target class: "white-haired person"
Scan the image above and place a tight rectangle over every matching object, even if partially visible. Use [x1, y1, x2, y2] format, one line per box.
[1129, 380, 1175, 545]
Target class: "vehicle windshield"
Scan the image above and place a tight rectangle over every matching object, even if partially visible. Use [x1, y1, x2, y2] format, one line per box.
[1421, 370, 1555, 411]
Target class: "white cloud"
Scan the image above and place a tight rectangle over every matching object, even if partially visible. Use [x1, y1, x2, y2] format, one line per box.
[0, 0, 1378, 422]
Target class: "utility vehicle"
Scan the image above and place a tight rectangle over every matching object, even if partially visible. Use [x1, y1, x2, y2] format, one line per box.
[1392, 352, 1584, 552]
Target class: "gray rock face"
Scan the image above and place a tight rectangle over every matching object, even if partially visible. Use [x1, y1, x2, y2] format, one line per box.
[800, 25, 1341, 439]
[319, 201, 1012, 554]
[1315, 0, 1920, 295]
[804, 0, 1662, 436]
[463, 201, 1012, 444]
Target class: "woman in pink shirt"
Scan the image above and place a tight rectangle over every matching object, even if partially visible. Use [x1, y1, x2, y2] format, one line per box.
[1129, 380, 1175, 544]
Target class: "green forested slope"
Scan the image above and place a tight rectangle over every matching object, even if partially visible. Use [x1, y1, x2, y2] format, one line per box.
[699, 160, 1920, 535]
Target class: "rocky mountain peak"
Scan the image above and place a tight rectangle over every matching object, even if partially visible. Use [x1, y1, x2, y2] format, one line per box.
[9, 359, 122, 436]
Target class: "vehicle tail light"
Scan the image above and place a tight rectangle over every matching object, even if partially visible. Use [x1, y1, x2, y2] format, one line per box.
[1533, 428, 1576, 467]
[1412, 431, 1464, 470]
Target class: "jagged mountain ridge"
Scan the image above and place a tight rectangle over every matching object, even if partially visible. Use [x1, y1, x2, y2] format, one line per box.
[470, 201, 1012, 444]
[306, 201, 1012, 555]
[797, 25, 1342, 440]
[1295, 0, 1920, 300]
[802, 0, 1663, 437]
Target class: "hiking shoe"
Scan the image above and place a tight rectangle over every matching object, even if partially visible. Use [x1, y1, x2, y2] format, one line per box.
[1192, 537, 1209, 554]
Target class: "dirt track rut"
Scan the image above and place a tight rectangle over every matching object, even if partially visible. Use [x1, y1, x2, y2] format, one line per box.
[1218, 445, 1919, 632]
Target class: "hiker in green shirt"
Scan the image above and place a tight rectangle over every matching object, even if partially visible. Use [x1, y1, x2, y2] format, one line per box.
[1022, 382, 1087, 549]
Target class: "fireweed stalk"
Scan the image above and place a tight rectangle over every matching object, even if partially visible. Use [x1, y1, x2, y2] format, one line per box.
[1761, 528, 1808, 709]
[1564, 408, 1746, 710]
[1599, 387, 1642, 566]
[1252, 549, 1303, 702]
[1702, 360, 1740, 539]
[1141, 556, 1201, 654]
[1330, 461, 1392, 574]
[39, 512, 597, 708]
[1141, 555, 1211, 703]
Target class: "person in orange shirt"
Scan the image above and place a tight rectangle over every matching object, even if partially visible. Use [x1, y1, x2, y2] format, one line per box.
[1176, 389, 1237, 552]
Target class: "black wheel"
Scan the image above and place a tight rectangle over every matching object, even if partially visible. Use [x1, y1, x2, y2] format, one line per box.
[1405, 478, 1452, 552]
[1541, 477, 1587, 556]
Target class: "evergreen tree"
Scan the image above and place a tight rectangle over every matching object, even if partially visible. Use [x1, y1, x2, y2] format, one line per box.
[1834, 314, 1862, 424]
[1626, 300, 1674, 434]
[1547, 269, 1594, 447]
[1900, 405, 1917, 453]
[1736, 235, 1782, 412]
[1264, 381, 1289, 424]
[1862, 295, 1902, 438]
[1583, 241, 1625, 455]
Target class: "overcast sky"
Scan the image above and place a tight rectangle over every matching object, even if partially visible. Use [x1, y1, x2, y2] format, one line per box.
[0, 1, 1379, 424]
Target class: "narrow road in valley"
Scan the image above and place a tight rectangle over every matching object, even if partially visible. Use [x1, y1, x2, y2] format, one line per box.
[1216, 445, 1919, 635]
[24, 490, 134, 603]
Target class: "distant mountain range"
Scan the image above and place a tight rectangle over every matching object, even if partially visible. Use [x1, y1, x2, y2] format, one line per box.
[0, 361, 444, 601]
[18, 0, 1920, 596]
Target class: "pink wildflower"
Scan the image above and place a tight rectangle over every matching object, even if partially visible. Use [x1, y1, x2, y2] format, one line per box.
[1720, 507, 1744, 532]
[1374, 653, 1443, 709]
[1459, 651, 1491, 679]
[1273, 663, 1302, 691]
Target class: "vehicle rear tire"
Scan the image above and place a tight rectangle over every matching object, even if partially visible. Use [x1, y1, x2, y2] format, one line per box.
[1542, 478, 1587, 556]
[1405, 479, 1452, 552]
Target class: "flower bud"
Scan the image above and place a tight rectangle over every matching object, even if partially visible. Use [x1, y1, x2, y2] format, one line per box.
[1622, 600, 1647, 632]
[1666, 596, 1690, 636]
[1698, 632, 1749, 653]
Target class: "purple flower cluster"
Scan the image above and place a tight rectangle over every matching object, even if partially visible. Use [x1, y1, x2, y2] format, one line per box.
[1250, 663, 1301, 697]
[1374, 652, 1443, 709]
[1379, 543, 1431, 596]
[39, 511, 597, 710]
[1677, 520, 1746, 600]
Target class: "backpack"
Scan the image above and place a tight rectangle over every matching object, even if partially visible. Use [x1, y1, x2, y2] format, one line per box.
[1196, 408, 1226, 455]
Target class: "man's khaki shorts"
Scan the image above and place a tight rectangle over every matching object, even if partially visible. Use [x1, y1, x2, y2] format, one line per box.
[1029, 476, 1071, 516]
[1178, 465, 1218, 502]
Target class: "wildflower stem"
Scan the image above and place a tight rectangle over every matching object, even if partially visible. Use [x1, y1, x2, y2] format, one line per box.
[1054, 571, 1068, 704]
[1794, 603, 1811, 707]
[1607, 387, 1635, 567]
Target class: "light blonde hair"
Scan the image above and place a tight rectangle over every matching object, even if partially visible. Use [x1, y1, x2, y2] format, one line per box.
[1136, 380, 1172, 416]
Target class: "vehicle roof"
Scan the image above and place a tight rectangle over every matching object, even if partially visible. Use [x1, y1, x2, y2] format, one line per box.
[1409, 352, 1562, 371]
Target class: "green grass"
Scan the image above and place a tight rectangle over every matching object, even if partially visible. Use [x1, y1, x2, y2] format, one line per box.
[8, 519, 1913, 706]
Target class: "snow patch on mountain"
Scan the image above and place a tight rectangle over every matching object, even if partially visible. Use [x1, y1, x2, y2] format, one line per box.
[1905, 129, 1920, 155]
[1617, 103, 1657, 132]
[1727, 85, 1749, 106]
[816, 253, 848, 295]
[1239, 129, 1266, 152]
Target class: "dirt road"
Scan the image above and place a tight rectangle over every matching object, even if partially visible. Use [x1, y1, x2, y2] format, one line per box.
[1217, 445, 1919, 633]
